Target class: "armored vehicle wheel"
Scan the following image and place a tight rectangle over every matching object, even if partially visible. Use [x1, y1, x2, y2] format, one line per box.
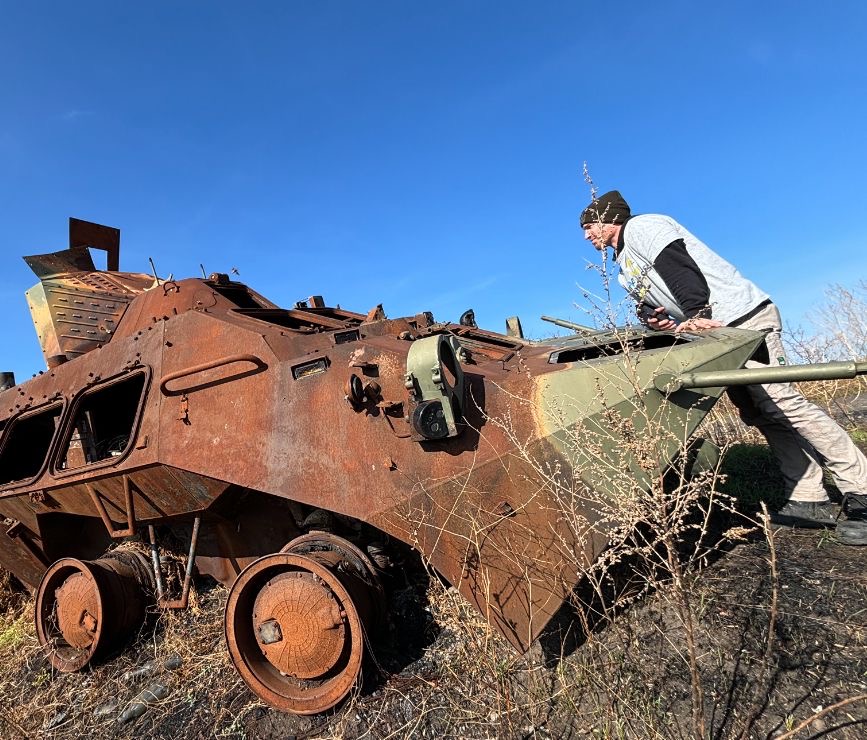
[35, 551, 154, 672]
[225, 550, 376, 714]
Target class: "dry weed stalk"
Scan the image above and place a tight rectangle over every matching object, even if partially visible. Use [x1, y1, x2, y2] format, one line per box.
[788, 280, 867, 365]
[786, 280, 867, 420]
[734, 502, 781, 740]
[773, 693, 867, 740]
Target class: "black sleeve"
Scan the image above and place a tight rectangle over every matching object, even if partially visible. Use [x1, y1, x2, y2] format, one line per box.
[652, 240, 712, 319]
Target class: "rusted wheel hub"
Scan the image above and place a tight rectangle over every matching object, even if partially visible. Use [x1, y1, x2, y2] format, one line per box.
[225, 544, 380, 715]
[54, 571, 100, 650]
[35, 551, 154, 672]
[253, 570, 346, 679]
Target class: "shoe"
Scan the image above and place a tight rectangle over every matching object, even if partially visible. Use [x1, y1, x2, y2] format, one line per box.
[836, 520, 867, 545]
[768, 500, 838, 528]
[842, 493, 867, 521]
[836, 494, 867, 545]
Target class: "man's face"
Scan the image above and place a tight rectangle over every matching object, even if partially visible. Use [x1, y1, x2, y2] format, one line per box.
[582, 222, 615, 251]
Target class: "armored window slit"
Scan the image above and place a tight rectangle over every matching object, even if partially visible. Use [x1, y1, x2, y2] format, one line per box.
[549, 333, 691, 363]
[210, 285, 266, 309]
[0, 402, 64, 486]
[55, 371, 147, 472]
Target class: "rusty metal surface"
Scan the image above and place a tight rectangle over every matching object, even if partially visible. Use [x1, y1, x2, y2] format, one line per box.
[24, 219, 119, 278]
[24, 270, 158, 363]
[24, 247, 96, 279]
[68, 217, 120, 271]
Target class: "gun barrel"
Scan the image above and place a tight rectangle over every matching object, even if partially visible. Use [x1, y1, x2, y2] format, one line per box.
[655, 360, 867, 393]
[540, 315, 595, 335]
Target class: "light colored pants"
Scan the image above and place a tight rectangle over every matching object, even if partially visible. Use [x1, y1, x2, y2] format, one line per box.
[733, 302, 867, 502]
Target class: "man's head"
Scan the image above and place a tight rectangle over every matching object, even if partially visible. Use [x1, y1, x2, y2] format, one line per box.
[580, 190, 631, 250]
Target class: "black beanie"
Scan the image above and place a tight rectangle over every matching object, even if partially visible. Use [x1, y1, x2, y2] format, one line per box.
[580, 190, 631, 226]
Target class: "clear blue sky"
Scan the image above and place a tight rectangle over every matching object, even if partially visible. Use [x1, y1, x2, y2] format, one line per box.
[3, 1, 867, 376]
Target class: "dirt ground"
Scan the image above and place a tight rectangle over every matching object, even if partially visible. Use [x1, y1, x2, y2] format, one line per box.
[1, 519, 866, 739]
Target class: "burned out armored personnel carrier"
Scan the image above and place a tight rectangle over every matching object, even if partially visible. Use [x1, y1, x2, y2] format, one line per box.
[1, 219, 864, 714]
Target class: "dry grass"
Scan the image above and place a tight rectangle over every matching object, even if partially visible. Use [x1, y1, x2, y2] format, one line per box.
[2, 435, 867, 739]
[0, 578, 264, 739]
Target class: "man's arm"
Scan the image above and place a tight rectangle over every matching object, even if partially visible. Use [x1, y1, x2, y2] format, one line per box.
[652, 239, 712, 319]
[645, 240, 722, 331]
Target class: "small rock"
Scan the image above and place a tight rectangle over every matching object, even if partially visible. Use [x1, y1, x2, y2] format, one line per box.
[163, 653, 182, 671]
[118, 702, 147, 725]
[118, 682, 170, 724]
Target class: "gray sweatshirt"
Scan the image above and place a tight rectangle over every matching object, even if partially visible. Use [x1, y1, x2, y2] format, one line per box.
[616, 214, 769, 326]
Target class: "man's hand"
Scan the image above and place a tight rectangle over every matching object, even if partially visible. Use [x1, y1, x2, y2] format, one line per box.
[675, 316, 723, 333]
[646, 306, 677, 331]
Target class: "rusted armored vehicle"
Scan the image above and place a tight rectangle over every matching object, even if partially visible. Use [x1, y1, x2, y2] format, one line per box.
[1, 219, 864, 714]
